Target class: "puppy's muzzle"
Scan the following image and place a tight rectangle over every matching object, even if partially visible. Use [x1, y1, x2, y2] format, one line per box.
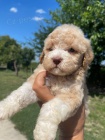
[52, 57, 63, 65]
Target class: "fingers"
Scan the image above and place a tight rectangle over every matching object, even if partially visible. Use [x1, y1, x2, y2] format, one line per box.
[32, 71, 54, 103]
[32, 71, 46, 96]
[33, 71, 47, 88]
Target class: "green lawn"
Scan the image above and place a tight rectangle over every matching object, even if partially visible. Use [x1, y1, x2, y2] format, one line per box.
[0, 70, 105, 140]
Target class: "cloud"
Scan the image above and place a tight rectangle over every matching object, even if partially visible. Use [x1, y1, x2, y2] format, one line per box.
[10, 7, 18, 13]
[36, 9, 46, 14]
[32, 16, 44, 21]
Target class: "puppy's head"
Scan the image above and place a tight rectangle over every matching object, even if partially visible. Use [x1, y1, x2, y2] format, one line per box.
[40, 24, 94, 76]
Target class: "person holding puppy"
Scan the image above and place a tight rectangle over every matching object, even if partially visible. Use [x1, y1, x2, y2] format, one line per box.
[33, 71, 85, 140]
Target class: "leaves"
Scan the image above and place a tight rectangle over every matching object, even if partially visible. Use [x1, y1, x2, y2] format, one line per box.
[0, 36, 35, 70]
[0, 36, 21, 64]
[21, 47, 35, 68]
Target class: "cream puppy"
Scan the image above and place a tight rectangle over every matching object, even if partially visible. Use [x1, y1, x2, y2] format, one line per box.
[0, 24, 94, 140]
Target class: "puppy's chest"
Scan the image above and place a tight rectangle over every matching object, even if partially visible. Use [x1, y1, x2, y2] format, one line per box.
[46, 75, 72, 96]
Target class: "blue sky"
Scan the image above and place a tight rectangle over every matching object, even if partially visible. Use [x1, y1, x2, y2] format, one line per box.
[0, 0, 59, 44]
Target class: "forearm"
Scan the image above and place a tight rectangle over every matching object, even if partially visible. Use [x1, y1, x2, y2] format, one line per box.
[59, 102, 85, 140]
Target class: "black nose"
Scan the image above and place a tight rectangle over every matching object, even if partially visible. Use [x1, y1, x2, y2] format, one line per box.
[53, 58, 62, 65]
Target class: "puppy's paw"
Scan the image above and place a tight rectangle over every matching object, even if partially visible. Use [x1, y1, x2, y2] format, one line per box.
[0, 105, 7, 120]
[33, 98, 70, 140]
[0, 101, 12, 120]
[34, 120, 57, 140]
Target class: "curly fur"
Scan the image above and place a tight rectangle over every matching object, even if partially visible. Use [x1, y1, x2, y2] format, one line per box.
[0, 24, 94, 140]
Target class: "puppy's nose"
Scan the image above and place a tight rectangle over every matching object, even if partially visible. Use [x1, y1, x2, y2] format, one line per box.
[53, 58, 62, 65]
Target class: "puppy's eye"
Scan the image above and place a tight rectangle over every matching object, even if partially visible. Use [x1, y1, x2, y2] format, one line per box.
[68, 48, 76, 54]
[47, 48, 53, 51]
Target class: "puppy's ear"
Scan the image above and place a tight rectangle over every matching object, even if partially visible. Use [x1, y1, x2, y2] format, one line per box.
[40, 51, 45, 63]
[83, 40, 94, 70]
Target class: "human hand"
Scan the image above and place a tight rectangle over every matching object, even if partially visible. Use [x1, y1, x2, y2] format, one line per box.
[32, 71, 85, 140]
[32, 71, 54, 103]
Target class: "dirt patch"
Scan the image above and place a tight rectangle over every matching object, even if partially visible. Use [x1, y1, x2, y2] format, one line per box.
[0, 119, 27, 140]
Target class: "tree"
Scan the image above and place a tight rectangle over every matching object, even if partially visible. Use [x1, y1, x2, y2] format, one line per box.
[0, 36, 22, 76]
[0, 36, 12, 64]
[21, 47, 35, 71]
[32, 0, 105, 86]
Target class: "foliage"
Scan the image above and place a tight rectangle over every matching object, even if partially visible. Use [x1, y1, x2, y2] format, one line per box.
[21, 47, 35, 70]
[0, 36, 21, 64]
[0, 36, 22, 75]
[0, 36, 35, 75]
[29, 62, 39, 73]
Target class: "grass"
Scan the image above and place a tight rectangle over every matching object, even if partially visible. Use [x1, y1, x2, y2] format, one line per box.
[0, 70, 39, 140]
[84, 96, 105, 140]
[0, 70, 105, 140]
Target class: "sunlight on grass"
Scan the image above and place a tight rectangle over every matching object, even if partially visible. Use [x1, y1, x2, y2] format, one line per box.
[85, 96, 105, 140]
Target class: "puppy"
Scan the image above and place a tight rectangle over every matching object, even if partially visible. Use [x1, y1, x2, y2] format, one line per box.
[0, 24, 94, 140]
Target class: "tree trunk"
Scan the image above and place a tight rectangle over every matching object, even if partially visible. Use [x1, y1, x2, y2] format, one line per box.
[14, 60, 18, 76]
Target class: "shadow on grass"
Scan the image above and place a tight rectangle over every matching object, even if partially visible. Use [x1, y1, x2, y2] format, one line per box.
[0, 67, 7, 71]
[89, 88, 105, 98]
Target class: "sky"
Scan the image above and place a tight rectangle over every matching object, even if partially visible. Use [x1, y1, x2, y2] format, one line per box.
[0, 0, 59, 44]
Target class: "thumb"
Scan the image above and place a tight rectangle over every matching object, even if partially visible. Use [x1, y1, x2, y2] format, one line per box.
[35, 71, 47, 86]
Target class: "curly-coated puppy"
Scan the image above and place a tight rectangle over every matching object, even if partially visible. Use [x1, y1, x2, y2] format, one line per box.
[0, 24, 94, 140]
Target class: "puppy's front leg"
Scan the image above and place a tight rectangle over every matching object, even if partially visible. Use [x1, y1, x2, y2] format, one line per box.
[0, 82, 38, 120]
[34, 92, 84, 140]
